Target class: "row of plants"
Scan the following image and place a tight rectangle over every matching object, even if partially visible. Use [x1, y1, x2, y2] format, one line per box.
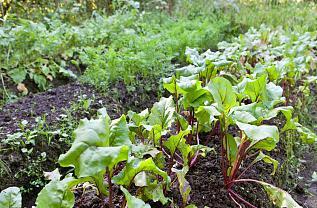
[0, 3, 231, 103]
[190, 25, 317, 120]
[2, 0, 317, 107]
[1, 26, 317, 207]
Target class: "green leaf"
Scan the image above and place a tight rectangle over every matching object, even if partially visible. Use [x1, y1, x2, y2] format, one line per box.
[120, 186, 151, 208]
[206, 77, 237, 112]
[0, 187, 22, 208]
[230, 104, 294, 125]
[252, 152, 279, 175]
[77, 146, 129, 177]
[258, 181, 302, 208]
[243, 75, 268, 103]
[128, 109, 149, 127]
[236, 122, 279, 151]
[174, 113, 189, 131]
[173, 166, 191, 205]
[36, 177, 87, 208]
[148, 96, 175, 130]
[144, 124, 163, 147]
[226, 134, 238, 167]
[143, 183, 169, 205]
[176, 65, 204, 77]
[265, 82, 285, 108]
[177, 78, 211, 109]
[73, 116, 111, 148]
[195, 106, 221, 125]
[177, 77, 201, 93]
[134, 171, 148, 187]
[295, 123, 317, 144]
[163, 76, 178, 94]
[163, 130, 190, 156]
[131, 144, 160, 159]
[59, 145, 129, 195]
[109, 115, 131, 147]
[185, 47, 203, 66]
[186, 205, 198, 208]
[8, 68, 27, 84]
[163, 130, 191, 164]
[113, 158, 169, 186]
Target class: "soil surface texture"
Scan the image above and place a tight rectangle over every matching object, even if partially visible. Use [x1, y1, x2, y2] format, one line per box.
[0, 82, 123, 137]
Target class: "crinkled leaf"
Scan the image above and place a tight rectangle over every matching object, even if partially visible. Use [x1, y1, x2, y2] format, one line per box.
[128, 109, 149, 127]
[173, 166, 191, 205]
[109, 115, 131, 147]
[176, 65, 204, 77]
[265, 82, 285, 108]
[71, 114, 111, 148]
[185, 47, 204, 66]
[148, 96, 175, 130]
[0, 187, 22, 208]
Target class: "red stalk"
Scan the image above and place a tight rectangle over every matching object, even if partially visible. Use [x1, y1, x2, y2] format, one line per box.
[228, 192, 243, 208]
[228, 189, 257, 208]
[107, 169, 114, 208]
[190, 122, 200, 168]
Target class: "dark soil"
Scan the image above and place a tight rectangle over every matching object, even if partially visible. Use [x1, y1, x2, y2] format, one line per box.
[0, 82, 123, 136]
[185, 152, 272, 208]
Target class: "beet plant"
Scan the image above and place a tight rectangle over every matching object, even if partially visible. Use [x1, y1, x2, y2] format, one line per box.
[161, 46, 317, 207]
[35, 108, 170, 208]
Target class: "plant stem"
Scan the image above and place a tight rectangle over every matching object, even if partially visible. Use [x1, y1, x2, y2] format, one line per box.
[220, 116, 229, 184]
[226, 178, 262, 188]
[0, 73, 10, 101]
[190, 122, 200, 168]
[228, 189, 257, 208]
[228, 192, 243, 208]
[107, 169, 114, 208]
[236, 162, 255, 180]
[174, 80, 180, 133]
